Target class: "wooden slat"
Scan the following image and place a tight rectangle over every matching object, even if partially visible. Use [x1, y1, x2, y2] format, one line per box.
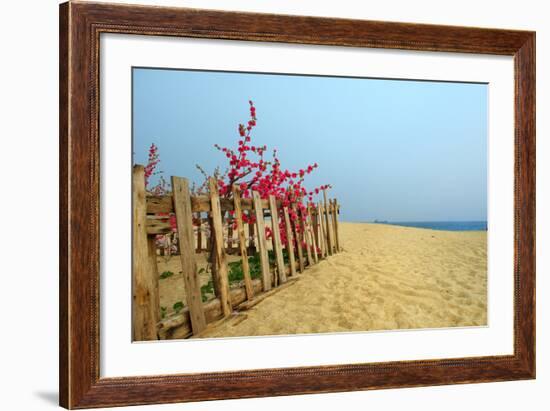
[329, 199, 337, 253]
[312, 206, 320, 250]
[171, 176, 207, 334]
[317, 202, 327, 258]
[323, 189, 334, 255]
[292, 205, 305, 273]
[208, 214, 221, 298]
[146, 218, 172, 235]
[301, 208, 314, 266]
[232, 186, 254, 300]
[208, 178, 232, 317]
[307, 206, 319, 264]
[252, 191, 272, 291]
[147, 236, 161, 322]
[283, 207, 297, 277]
[317, 203, 323, 258]
[132, 165, 159, 341]
[196, 212, 202, 253]
[247, 213, 256, 254]
[271, 230, 278, 289]
[195, 196, 230, 213]
[146, 195, 174, 214]
[146, 194, 272, 214]
[227, 223, 234, 251]
[332, 199, 341, 252]
[237, 277, 299, 311]
[269, 195, 287, 284]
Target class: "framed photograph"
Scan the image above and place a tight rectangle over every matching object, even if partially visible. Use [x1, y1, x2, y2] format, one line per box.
[59, 1, 535, 408]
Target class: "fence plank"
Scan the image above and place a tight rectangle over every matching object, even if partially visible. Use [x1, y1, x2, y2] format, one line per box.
[171, 176, 207, 334]
[146, 194, 273, 214]
[147, 236, 161, 316]
[317, 202, 327, 258]
[196, 212, 202, 253]
[146, 195, 174, 214]
[252, 191, 272, 291]
[227, 224, 234, 252]
[328, 199, 335, 253]
[301, 208, 314, 266]
[323, 203, 330, 257]
[146, 218, 172, 235]
[232, 186, 254, 300]
[208, 213, 221, 298]
[132, 165, 159, 341]
[283, 207, 297, 277]
[332, 199, 341, 252]
[323, 189, 334, 255]
[330, 200, 336, 253]
[312, 206, 319, 251]
[292, 205, 305, 273]
[247, 213, 256, 254]
[208, 178, 233, 317]
[308, 206, 319, 264]
[269, 195, 287, 284]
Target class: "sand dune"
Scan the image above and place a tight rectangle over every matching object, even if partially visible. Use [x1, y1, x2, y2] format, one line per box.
[200, 222, 487, 338]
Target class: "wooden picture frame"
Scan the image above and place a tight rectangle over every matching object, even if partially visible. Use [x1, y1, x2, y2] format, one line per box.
[59, 1, 535, 408]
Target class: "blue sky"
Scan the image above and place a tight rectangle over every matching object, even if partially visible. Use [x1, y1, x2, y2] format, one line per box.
[133, 67, 487, 222]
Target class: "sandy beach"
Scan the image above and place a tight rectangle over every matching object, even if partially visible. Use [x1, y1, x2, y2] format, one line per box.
[197, 222, 487, 338]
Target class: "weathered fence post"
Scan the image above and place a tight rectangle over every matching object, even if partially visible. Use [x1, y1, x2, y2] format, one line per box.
[247, 212, 256, 255]
[252, 191, 272, 291]
[206, 215, 212, 251]
[317, 202, 327, 258]
[312, 206, 320, 253]
[172, 176, 207, 334]
[323, 189, 333, 255]
[196, 212, 202, 253]
[292, 205, 305, 272]
[232, 186, 254, 300]
[208, 213, 221, 298]
[269, 195, 287, 284]
[307, 206, 319, 264]
[332, 199, 341, 252]
[227, 224, 234, 253]
[301, 208, 314, 266]
[208, 178, 232, 317]
[132, 165, 159, 341]
[147, 237, 160, 304]
[283, 207, 297, 277]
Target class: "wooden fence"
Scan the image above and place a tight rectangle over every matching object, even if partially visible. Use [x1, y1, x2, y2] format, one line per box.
[133, 164, 342, 341]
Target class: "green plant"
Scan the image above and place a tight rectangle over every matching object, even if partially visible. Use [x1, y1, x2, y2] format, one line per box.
[247, 253, 263, 279]
[160, 306, 167, 319]
[228, 261, 244, 283]
[226, 252, 278, 284]
[195, 251, 290, 303]
[173, 301, 184, 313]
[159, 270, 174, 280]
[200, 280, 214, 302]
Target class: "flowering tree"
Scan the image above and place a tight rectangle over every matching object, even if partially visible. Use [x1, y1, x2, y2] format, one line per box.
[144, 143, 169, 196]
[204, 100, 331, 246]
[143, 100, 331, 252]
[143, 143, 177, 255]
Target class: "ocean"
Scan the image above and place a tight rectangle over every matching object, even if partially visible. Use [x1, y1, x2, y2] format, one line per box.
[379, 221, 487, 231]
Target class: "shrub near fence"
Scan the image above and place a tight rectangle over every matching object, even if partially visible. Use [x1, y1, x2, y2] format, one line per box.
[132, 164, 342, 341]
